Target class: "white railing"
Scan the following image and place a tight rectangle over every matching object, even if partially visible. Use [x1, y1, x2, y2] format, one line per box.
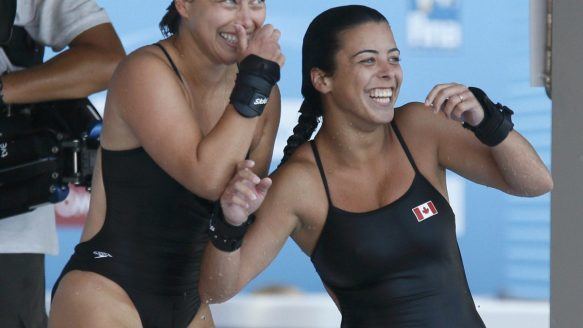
[46, 292, 549, 327]
[210, 294, 549, 328]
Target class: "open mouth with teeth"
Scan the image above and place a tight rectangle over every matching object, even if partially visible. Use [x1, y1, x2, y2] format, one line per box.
[219, 32, 239, 46]
[368, 88, 393, 105]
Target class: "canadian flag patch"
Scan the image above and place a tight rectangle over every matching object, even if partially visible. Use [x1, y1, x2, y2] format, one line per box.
[412, 201, 438, 222]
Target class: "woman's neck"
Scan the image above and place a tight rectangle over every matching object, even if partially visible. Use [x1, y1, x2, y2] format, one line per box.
[317, 117, 393, 168]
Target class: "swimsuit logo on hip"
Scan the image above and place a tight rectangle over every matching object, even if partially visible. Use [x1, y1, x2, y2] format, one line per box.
[412, 201, 438, 222]
[93, 251, 113, 259]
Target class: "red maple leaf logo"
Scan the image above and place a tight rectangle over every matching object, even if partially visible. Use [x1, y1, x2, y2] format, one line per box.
[422, 207, 430, 214]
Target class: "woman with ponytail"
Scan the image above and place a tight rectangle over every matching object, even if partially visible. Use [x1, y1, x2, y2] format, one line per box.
[201, 4, 552, 328]
[50, 1, 283, 327]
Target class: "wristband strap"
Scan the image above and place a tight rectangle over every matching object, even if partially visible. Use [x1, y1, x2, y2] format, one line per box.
[230, 55, 280, 118]
[463, 87, 514, 147]
[208, 203, 254, 252]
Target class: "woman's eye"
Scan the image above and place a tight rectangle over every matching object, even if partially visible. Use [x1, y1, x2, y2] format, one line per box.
[360, 58, 376, 64]
[252, 0, 266, 4]
[389, 56, 401, 63]
[249, 0, 266, 7]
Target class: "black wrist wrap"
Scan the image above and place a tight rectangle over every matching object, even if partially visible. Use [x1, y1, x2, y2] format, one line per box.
[208, 203, 255, 252]
[463, 87, 514, 147]
[230, 55, 280, 118]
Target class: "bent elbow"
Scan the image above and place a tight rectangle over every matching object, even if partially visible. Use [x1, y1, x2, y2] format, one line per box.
[98, 51, 126, 89]
[531, 172, 554, 196]
[513, 176, 554, 197]
[191, 169, 232, 201]
[541, 174, 554, 194]
[194, 181, 226, 201]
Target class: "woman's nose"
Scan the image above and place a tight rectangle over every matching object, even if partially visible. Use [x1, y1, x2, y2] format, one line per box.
[236, 4, 254, 31]
[378, 60, 395, 80]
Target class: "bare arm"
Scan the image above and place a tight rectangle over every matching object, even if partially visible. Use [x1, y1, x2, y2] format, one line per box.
[424, 83, 553, 196]
[108, 24, 283, 200]
[1, 23, 125, 104]
[111, 51, 281, 199]
[199, 161, 304, 303]
[247, 85, 281, 178]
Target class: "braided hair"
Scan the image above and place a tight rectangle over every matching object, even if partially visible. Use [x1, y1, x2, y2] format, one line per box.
[279, 5, 388, 166]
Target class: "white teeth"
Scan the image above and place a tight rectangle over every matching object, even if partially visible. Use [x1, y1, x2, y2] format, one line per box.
[369, 88, 393, 101]
[372, 97, 391, 105]
[219, 32, 238, 44]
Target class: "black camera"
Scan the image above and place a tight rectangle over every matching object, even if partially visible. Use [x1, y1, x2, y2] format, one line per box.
[0, 98, 102, 219]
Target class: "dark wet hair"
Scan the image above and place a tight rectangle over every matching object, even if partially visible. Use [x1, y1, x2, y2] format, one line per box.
[279, 5, 388, 166]
[160, 1, 182, 37]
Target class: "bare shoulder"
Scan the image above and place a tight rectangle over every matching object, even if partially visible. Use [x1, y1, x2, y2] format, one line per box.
[394, 102, 440, 136]
[395, 101, 467, 140]
[109, 45, 180, 88]
[394, 101, 453, 150]
[107, 45, 190, 120]
[393, 102, 444, 180]
[266, 142, 328, 225]
[270, 143, 321, 197]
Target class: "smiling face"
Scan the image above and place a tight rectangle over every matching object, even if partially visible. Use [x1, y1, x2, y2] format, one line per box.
[320, 21, 403, 126]
[179, 0, 267, 64]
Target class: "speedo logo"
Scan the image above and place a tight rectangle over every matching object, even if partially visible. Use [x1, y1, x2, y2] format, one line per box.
[0, 143, 7, 159]
[253, 97, 268, 105]
[93, 251, 113, 259]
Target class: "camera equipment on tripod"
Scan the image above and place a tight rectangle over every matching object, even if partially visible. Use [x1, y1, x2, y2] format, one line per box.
[0, 98, 102, 219]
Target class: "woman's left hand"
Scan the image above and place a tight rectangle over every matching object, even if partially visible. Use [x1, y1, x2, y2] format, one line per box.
[220, 160, 272, 226]
[424, 83, 485, 127]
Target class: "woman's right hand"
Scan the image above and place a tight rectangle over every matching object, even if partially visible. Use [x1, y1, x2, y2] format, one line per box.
[220, 160, 272, 226]
[236, 24, 285, 67]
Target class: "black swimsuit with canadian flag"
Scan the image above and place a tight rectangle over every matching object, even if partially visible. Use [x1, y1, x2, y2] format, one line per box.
[309, 121, 486, 328]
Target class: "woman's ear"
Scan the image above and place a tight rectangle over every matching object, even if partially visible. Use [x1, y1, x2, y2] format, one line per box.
[174, 0, 191, 19]
[311, 68, 332, 94]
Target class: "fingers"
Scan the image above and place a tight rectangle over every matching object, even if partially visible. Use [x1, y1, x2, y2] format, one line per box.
[271, 28, 281, 42]
[426, 83, 487, 123]
[449, 100, 472, 121]
[425, 83, 451, 107]
[426, 83, 466, 113]
[223, 179, 255, 210]
[235, 24, 249, 53]
[236, 159, 255, 172]
[443, 91, 465, 120]
[241, 24, 283, 65]
[446, 89, 474, 121]
[256, 177, 272, 197]
[228, 193, 251, 209]
[275, 53, 286, 68]
[226, 160, 263, 205]
[237, 167, 260, 184]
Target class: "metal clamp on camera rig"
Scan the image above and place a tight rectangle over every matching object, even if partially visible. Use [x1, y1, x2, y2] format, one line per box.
[0, 98, 102, 220]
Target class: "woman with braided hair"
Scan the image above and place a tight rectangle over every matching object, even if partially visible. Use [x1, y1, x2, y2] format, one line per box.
[50, 0, 283, 327]
[200, 5, 552, 327]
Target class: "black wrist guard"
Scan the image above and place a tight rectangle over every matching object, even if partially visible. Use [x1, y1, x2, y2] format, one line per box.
[463, 87, 514, 147]
[230, 55, 280, 118]
[208, 203, 254, 252]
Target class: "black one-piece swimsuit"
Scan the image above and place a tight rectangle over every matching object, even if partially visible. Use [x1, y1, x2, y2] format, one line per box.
[52, 43, 213, 328]
[309, 121, 487, 328]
